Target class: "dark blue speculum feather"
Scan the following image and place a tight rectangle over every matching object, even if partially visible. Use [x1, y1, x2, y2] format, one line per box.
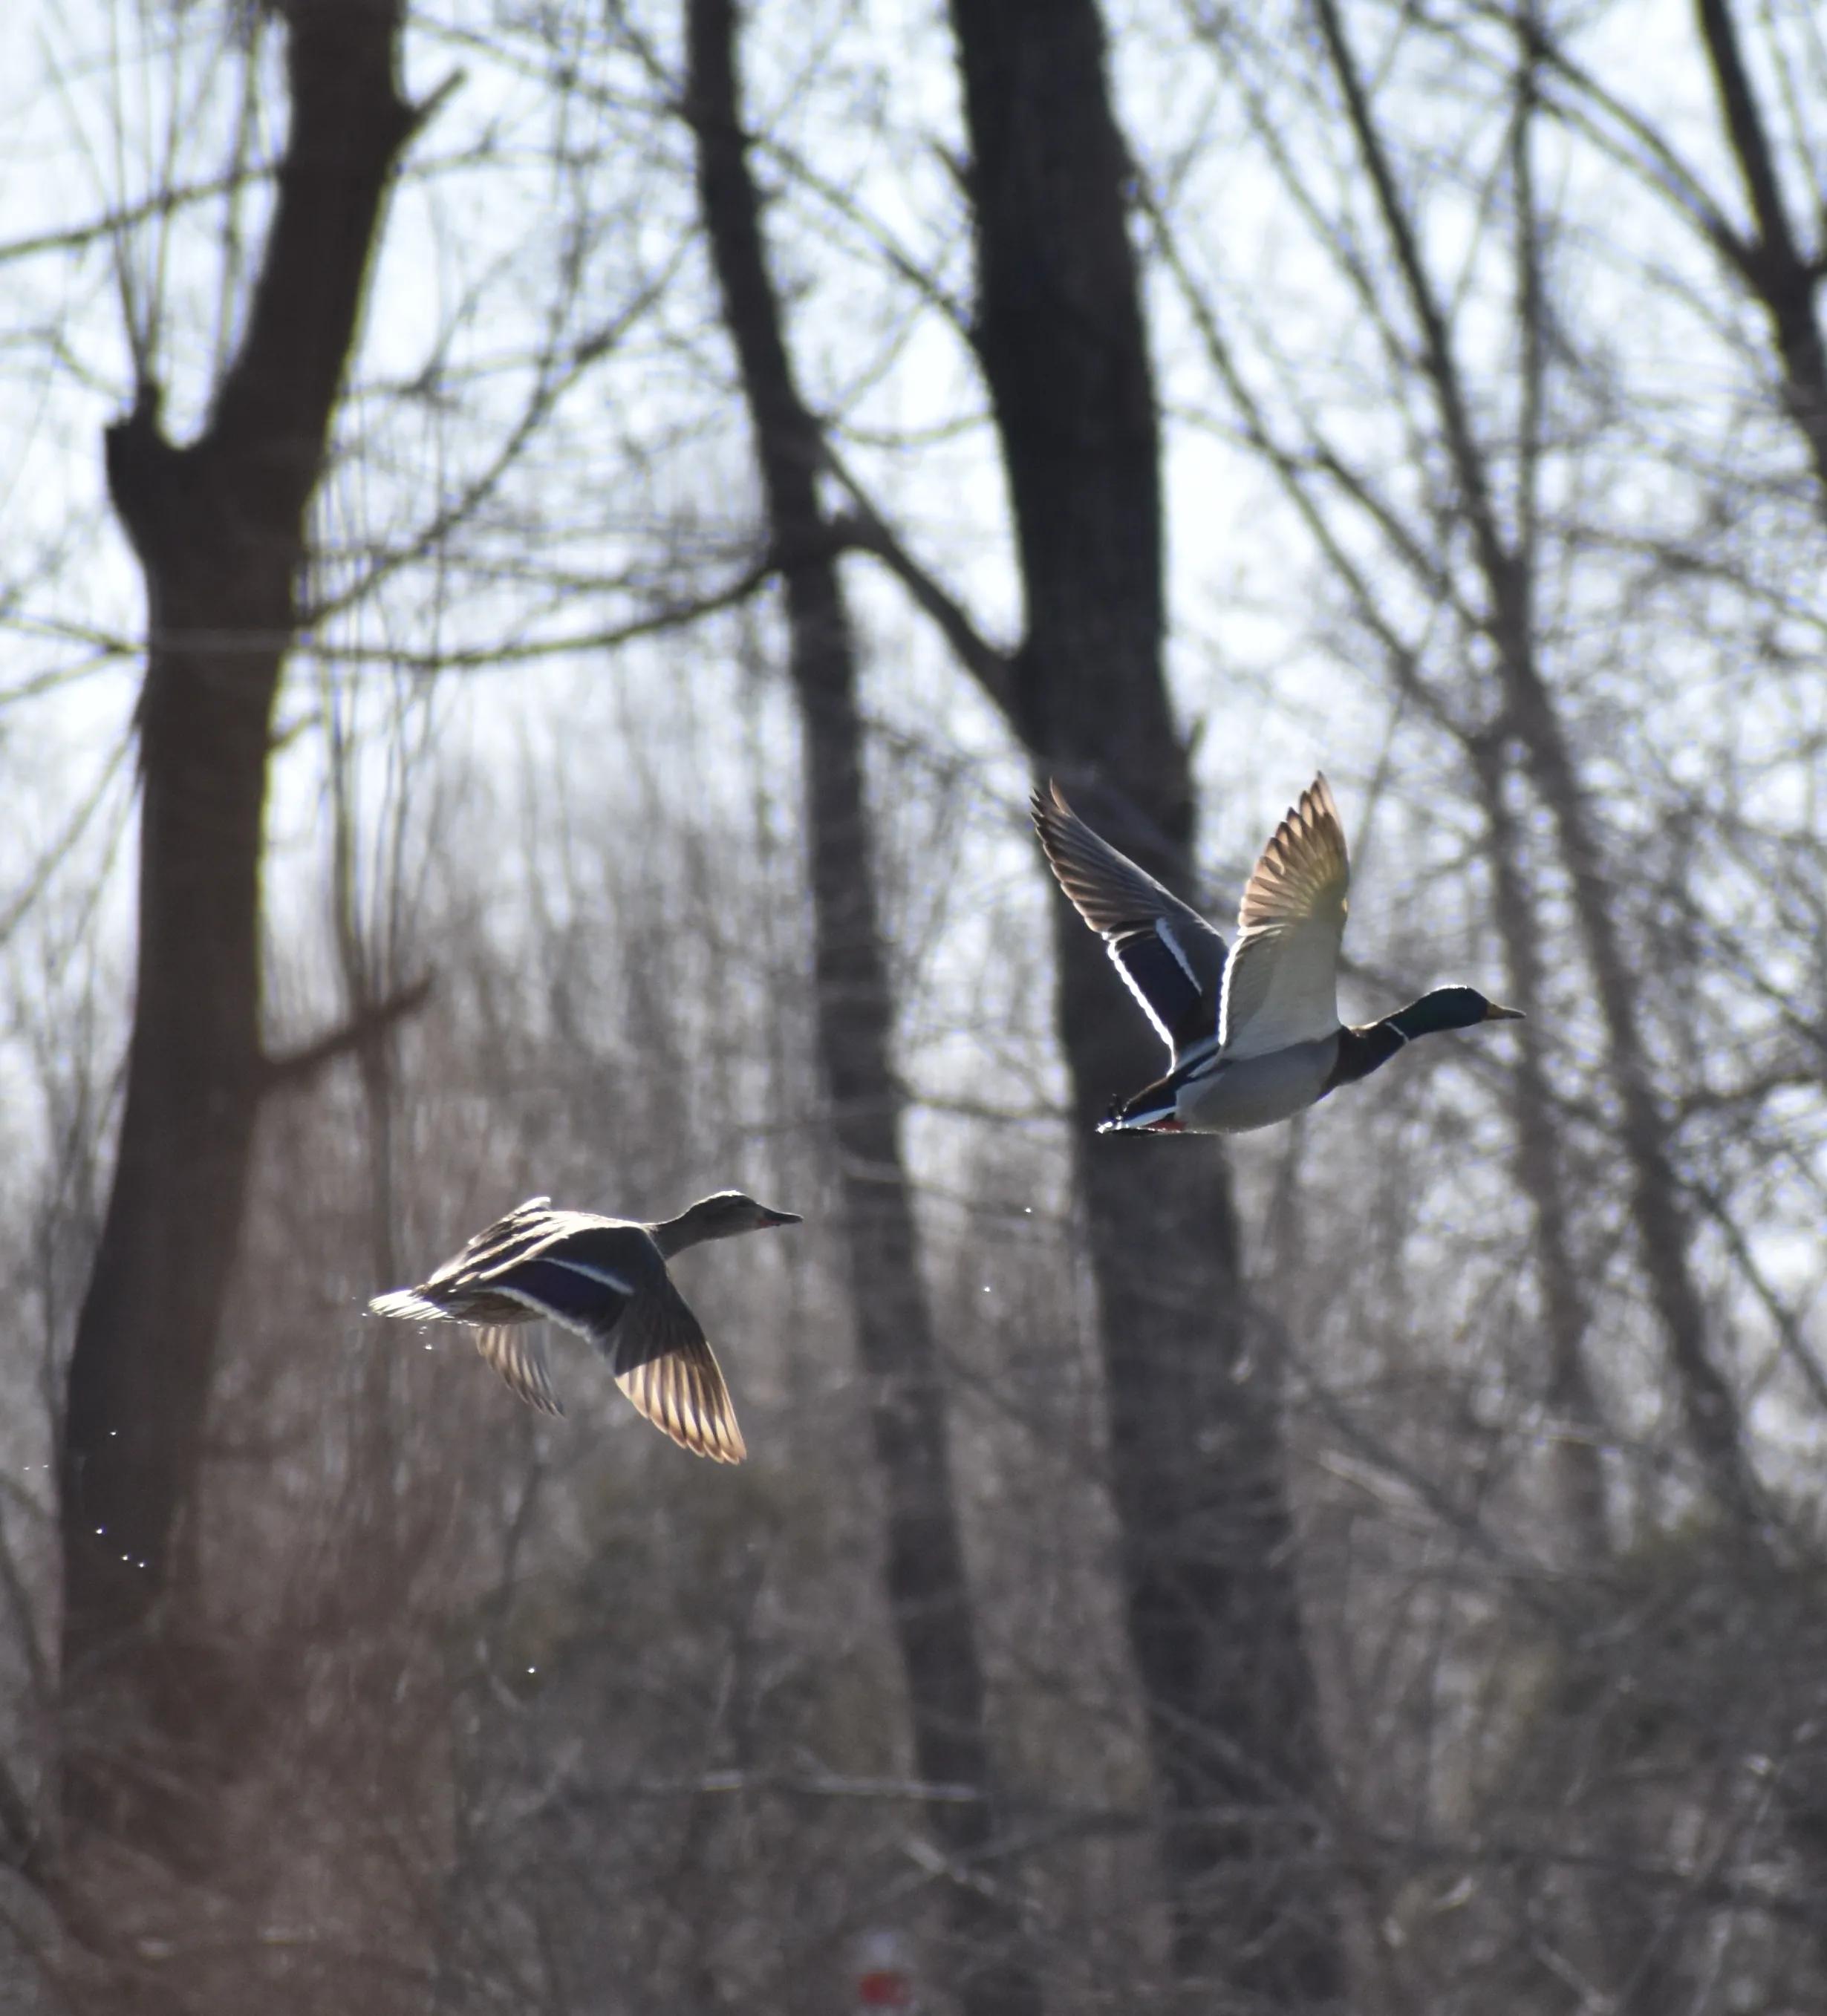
[501, 1257, 632, 1328]
[1110, 929, 1218, 1051]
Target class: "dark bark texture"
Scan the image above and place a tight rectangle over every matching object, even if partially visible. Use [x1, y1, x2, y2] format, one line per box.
[1313, 0, 1764, 1530]
[1309, 0, 1827, 1975]
[946, 1, 1345, 1999]
[687, 4, 1042, 2010]
[1472, 745, 1610, 1558]
[61, 0, 415, 1782]
[1693, 0, 1827, 506]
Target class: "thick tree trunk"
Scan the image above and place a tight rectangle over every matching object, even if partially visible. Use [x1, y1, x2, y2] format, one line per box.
[945, 2, 1344, 1999]
[61, 0, 415, 1798]
[686, 7, 1042, 2011]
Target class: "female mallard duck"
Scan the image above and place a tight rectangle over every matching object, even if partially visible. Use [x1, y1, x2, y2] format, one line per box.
[368, 1191, 801, 1461]
[1032, 774, 1522, 1135]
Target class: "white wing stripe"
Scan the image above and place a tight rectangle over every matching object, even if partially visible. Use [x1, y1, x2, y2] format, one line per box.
[486, 1282, 607, 1342]
[543, 1256, 636, 1294]
[1156, 917, 1199, 989]
[1107, 942, 1175, 1048]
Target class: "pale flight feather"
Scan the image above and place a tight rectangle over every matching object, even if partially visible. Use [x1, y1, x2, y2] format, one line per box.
[475, 1321, 565, 1417]
[1217, 775, 1352, 1060]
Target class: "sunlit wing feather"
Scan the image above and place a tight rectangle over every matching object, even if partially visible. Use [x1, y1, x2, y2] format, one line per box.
[474, 1323, 565, 1417]
[423, 1197, 558, 1286]
[1218, 775, 1352, 1059]
[1031, 783, 1228, 1063]
[368, 1286, 453, 1323]
[611, 1274, 746, 1463]
[618, 1343, 746, 1464]
[375, 1203, 748, 1460]
[456, 1238, 645, 1415]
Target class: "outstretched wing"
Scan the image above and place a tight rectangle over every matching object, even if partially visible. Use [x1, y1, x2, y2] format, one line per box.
[382, 1205, 743, 1459]
[498, 1248, 745, 1462]
[422, 1197, 559, 1287]
[611, 1275, 746, 1464]
[463, 1224, 648, 1415]
[1219, 775, 1351, 1060]
[474, 1325, 565, 1417]
[1031, 783, 1228, 1066]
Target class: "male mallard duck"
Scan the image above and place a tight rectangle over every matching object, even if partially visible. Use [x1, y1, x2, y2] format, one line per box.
[368, 1191, 801, 1461]
[1032, 774, 1522, 1135]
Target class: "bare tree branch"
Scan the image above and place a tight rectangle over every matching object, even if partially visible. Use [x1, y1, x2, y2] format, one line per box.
[261, 975, 434, 1092]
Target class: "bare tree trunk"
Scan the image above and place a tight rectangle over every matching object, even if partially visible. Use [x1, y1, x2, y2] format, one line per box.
[945, 2, 1344, 2000]
[1503, 675, 1762, 1521]
[1305, 0, 1827, 1969]
[60, 0, 417, 1822]
[1470, 743, 1699, 2009]
[686, 7, 1042, 2010]
[1513, 0, 1827, 512]
[1311, 0, 1764, 1531]
[1691, 0, 1827, 503]
[1471, 745, 1611, 1559]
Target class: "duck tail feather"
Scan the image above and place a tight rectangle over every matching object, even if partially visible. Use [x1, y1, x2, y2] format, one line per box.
[1097, 1080, 1185, 1134]
[368, 1287, 450, 1322]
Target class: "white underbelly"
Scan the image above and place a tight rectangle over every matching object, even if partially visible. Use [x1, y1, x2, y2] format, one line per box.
[1178, 1038, 1338, 1135]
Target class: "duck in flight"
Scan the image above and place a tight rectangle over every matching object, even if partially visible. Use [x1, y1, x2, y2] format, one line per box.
[368, 1191, 801, 1461]
[1032, 775, 1522, 1135]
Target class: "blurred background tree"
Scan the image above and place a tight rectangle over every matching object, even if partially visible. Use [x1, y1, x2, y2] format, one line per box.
[0, 0, 1823, 2010]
